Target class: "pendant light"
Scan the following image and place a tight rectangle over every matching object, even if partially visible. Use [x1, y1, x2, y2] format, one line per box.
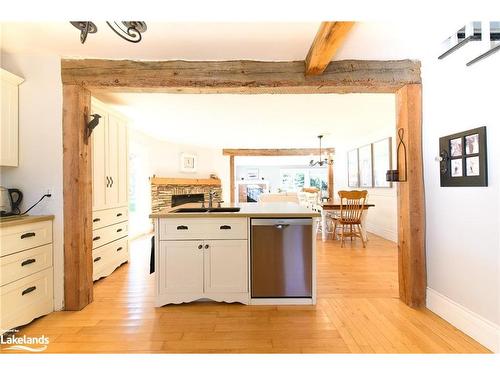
[309, 135, 333, 167]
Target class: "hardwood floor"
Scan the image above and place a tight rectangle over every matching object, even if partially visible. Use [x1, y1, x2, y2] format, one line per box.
[2, 234, 489, 353]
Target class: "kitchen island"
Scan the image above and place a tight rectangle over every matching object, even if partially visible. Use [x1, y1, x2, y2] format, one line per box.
[150, 202, 320, 307]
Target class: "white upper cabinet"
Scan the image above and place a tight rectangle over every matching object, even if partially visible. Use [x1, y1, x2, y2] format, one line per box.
[91, 97, 128, 210]
[0, 68, 24, 167]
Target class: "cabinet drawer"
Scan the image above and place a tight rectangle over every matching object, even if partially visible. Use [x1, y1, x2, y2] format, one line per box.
[92, 238, 128, 281]
[204, 218, 248, 240]
[160, 218, 248, 240]
[0, 244, 53, 286]
[160, 218, 207, 240]
[92, 221, 128, 249]
[0, 268, 53, 332]
[0, 220, 52, 257]
[92, 206, 128, 230]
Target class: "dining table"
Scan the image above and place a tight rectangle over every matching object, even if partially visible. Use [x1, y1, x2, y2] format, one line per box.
[319, 200, 375, 242]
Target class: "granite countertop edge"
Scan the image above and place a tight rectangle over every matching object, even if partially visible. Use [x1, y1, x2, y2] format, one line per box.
[150, 202, 321, 219]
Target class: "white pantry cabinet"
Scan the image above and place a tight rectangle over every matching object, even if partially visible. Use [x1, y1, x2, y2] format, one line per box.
[91, 97, 128, 211]
[90, 97, 129, 281]
[155, 218, 249, 306]
[0, 68, 24, 167]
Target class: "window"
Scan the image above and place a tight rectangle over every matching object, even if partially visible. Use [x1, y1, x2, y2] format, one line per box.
[279, 168, 327, 193]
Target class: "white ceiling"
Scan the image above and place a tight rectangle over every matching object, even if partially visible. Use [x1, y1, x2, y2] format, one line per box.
[1, 22, 321, 60]
[108, 93, 395, 149]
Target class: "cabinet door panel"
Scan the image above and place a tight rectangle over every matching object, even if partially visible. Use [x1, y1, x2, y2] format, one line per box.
[117, 119, 128, 207]
[159, 241, 204, 294]
[106, 113, 119, 207]
[0, 79, 19, 166]
[91, 105, 107, 210]
[204, 240, 248, 293]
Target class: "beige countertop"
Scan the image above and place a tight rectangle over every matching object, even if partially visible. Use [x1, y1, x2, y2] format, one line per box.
[150, 202, 321, 219]
[0, 214, 55, 228]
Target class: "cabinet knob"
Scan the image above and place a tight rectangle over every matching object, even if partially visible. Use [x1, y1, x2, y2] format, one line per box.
[204, 244, 209, 249]
[198, 244, 203, 250]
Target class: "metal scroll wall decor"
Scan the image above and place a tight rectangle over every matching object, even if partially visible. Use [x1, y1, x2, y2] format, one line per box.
[70, 21, 147, 44]
[438, 21, 500, 66]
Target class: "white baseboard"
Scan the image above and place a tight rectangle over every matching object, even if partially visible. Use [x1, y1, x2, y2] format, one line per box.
[364, 222, 397, 242]
[426, 287, 500, 352]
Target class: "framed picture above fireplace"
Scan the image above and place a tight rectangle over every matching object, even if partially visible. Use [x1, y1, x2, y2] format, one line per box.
[180, 153, 197, 173]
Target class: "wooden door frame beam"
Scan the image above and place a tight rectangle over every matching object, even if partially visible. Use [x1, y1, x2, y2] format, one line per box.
[224, 148, 336, 204]
[61, 59, 420, 94]
[62, 84, 93, 310]
[61, 58, 425, 310]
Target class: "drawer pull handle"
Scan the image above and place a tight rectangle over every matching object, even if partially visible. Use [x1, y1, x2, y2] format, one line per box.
[93, 236, 101, 241]
[117, 228, 123, 233]
[117, 213, 123, 217]
[220, 225, 232, 230]
[93, 218, 101, 223]
[116, 247, 123, 252]
[94, 256, 101, 263]
[21, 258, 36, 267]
[21, 232, 36, 239]
[177, 225, 188, 230]
[22, 286, 36, 296]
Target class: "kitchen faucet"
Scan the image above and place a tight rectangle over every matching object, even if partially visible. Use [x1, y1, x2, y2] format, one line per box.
[208, 189, 217, 208]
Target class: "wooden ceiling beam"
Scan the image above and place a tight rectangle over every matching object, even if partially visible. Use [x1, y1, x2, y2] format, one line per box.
[61, 59, 420, 94]
[222, 148, 335, 157]
[305, 22, 355, 76]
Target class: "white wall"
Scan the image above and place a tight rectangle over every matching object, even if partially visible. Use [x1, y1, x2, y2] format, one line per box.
[336, 21, 500, 350]
[0, 52, 64, 310]
[127, 127, 229, 238]
[334, 110, 398, 242]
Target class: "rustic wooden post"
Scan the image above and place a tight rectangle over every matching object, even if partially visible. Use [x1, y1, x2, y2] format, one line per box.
[63, 84, 93, 310]
[396, 83, 426, 307]
[328, 155, 334, 201]
[229, 156, 235, 203]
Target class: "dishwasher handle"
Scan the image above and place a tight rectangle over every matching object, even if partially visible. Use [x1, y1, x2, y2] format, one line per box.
[275, 224, 290, 229]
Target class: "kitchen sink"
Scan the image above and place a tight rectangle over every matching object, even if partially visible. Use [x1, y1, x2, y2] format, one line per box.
[171, 207, 241, 213]
[172, 208, 209, 213]
[207, 207, 241, 213]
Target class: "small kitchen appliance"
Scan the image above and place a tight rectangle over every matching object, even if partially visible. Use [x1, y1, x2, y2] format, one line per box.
[0, 186, 23, 217]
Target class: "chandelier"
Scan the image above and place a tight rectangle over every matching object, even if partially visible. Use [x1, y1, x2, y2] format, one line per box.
[70, 21, 147, 44]
[309, 135, 333, 167]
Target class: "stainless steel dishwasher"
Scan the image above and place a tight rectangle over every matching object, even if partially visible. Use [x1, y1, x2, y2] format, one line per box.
[251, 218, 312, 298]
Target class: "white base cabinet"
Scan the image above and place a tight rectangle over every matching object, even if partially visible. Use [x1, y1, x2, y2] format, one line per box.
[0, 217, 54, 334]
[155, 218, 249, 306]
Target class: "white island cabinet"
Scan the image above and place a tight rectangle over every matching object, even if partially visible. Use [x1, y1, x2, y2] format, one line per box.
[155, 217, 249, 306]
[151, 202, 319, 307]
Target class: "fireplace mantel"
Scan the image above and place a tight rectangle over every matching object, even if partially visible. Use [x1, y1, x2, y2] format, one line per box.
[151, 177, 221, 186]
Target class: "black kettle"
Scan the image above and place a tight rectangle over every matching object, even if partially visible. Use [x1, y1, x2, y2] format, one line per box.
[0, 186, 23, 216]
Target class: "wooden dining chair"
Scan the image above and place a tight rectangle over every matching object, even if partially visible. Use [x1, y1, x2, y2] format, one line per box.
[333, 190, 368, 248]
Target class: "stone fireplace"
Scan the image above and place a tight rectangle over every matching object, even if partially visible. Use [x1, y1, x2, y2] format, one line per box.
[151, 177, 223, 213]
